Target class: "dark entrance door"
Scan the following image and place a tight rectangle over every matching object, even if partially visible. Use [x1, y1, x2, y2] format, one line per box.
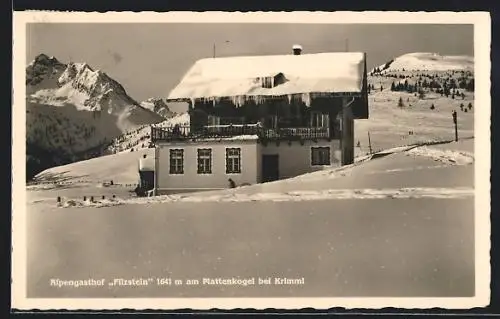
[139, 171, 155, 191]
[262, 154, 279, 183]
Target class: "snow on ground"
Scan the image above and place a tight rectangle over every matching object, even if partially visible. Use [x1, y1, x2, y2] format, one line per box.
[43, 138, 473, 208]
[30, 148, 153, 187]
[27, 139, 475, 297]
[29, 112, 192, 188]
[405, 145, 474, 165]
[355, 79, 474, 156]
[27, 141, 475, 297]
[56, 186, 473, 208]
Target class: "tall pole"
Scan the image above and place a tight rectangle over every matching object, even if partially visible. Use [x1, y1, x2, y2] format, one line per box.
[368, 131, 373, 154]
[452, 110, 458, 142]
[213, 40, 230, 58]
[341, 97, 354, 165]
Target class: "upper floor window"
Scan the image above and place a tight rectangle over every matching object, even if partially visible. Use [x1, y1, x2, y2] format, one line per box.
[311, 147, 331, 166]
[197, 148, 212, 174]
[169, 149, 184, 174]
[310, 111, 329, 128]
[207, 115, 220, 126]
[259, 72, 286, 89]
[226, 148, 242, 174]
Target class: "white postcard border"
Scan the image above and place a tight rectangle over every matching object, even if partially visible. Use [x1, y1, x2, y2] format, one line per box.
[12, 11, 491, 310]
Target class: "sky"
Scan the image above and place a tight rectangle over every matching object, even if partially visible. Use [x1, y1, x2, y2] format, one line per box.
[27, 23, 473, 112]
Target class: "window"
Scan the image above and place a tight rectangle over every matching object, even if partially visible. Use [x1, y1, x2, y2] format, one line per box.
[310, 112, 329, 128]
[169, 149, 184, 174]
[311, 147, 331, 166]
[197, 148, 212, 174]
[266, 115, 278, 128]
[208, 115, 220, 126]
[260, 73, 285, 89]
[226, 148, 241, 174]
[207, 115, 221, 134]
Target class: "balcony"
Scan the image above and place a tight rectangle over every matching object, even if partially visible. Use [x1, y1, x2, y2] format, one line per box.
[150, 124, 332, 143]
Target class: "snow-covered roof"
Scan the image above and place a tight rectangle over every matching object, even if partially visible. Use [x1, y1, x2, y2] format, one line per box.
[167, 52, 367, 104]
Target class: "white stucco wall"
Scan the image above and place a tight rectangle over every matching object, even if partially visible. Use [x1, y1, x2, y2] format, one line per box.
[155, 140, 259, 191]
[259, 140, 341, 180]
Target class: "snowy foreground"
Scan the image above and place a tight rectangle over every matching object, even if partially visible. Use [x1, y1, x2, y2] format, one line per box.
[26, 139, 474, 298]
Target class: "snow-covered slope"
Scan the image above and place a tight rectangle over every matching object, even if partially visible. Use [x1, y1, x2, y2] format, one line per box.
[360, 52, 475, 156]
[372, 52, 474, 74]
[30, 113, 192, 185]
[106, 112, 190, 154]
[26, 53, 165, 179]
[140, 97, 175, 118]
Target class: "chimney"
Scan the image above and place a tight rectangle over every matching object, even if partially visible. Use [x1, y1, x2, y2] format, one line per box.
[292, 44, 303, 55]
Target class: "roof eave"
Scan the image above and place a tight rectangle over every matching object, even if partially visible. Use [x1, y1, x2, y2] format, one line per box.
[166, 91, 364, 103]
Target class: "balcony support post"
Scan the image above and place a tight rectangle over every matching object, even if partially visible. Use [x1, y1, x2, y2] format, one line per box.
[341, 97, 355, 165]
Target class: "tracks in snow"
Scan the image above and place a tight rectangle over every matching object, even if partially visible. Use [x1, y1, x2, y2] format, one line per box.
[57, 186, 474, 208]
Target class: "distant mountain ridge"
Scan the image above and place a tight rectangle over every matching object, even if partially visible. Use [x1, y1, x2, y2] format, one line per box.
[140, 97, 175, 118]
[26, 53, 164, 180]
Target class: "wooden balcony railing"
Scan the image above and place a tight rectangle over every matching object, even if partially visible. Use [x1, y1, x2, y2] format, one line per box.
[150, 124, 332, 143]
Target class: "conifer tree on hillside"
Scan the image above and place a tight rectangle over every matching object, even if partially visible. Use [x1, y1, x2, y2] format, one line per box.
[418, 89, 425, 100]
[466, 78, 475, 92]
[459, 78, 467, 89]
[398, 97, 404, 108]
[444, 86, 450, 97]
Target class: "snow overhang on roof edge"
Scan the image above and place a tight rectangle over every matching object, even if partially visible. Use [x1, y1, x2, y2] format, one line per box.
[166, 91, 363, 104]
[166, 52, 367, 106]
